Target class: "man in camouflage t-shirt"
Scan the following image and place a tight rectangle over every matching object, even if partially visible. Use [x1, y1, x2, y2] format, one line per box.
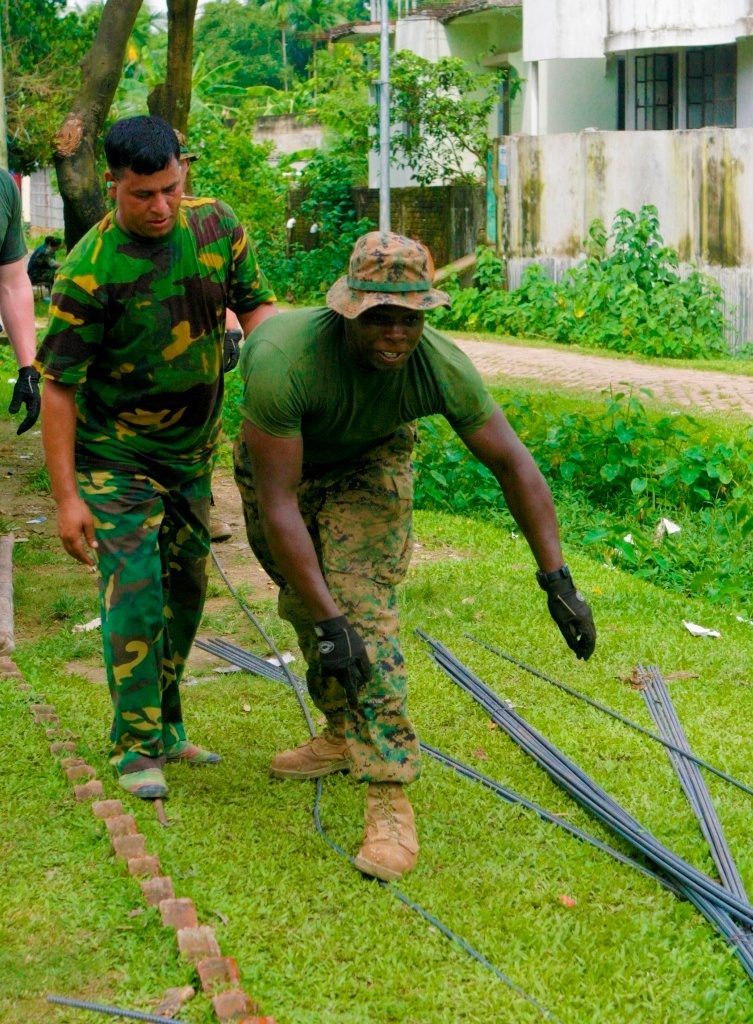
[35, 116, 277, 800]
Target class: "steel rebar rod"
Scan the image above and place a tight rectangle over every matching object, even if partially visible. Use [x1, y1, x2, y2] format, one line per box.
[419, 633, 753, 929]
[47, 995, 189, 1023]
[464, 633, 753, 802]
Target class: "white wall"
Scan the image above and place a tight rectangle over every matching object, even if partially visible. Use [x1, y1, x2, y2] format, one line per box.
[525, 0, 753, 61]
[738, 37, 753, 129]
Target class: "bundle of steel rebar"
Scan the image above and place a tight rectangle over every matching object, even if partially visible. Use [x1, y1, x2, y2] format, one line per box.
[417, 630, 753, 977]
[637, 664, 753, 965]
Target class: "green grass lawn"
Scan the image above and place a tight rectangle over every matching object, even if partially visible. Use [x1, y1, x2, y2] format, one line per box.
[5, 511, 753, 1023]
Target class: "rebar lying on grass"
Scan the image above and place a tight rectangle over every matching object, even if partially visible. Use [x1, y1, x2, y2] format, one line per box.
[417, 630, 753, 979]
[637, 664, 753, 966]
[465, 633, 753, 802]
[47, 994, 189, 1023]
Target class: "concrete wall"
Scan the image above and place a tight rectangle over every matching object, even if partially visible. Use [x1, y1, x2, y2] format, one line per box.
[28, 169, 64, 233]
[503, 128, 748, 267]
[252, 115, 324, 163]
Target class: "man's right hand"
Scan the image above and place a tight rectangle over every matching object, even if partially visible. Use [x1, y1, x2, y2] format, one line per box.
[57, 495, 99, 566]
[315, 615, 372, 710]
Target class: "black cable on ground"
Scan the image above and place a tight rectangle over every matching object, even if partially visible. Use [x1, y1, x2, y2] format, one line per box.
[209, 551, 561, 1023]
[464, 633, 753, 802]
[416, 631, 753, 980]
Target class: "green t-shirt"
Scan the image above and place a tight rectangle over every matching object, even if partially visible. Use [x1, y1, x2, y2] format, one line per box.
[0, 170, 26, 265]
[35, 198, 275, 474]
[239, 306, 496, 464]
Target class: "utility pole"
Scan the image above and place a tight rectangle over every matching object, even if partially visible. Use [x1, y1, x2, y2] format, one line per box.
[378, 0, 390, 233]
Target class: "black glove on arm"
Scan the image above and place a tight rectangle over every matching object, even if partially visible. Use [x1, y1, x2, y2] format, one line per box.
[223, 329, 243, 373]
[315, 614, 372, 711]
[537, 565, 596, 661]
[8, 365, 41, 435]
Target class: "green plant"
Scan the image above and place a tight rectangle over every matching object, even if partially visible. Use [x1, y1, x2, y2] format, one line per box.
[433, 207, 730, 360]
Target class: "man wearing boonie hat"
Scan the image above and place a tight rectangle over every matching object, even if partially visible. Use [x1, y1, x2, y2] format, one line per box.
[233, 231, 596, 881]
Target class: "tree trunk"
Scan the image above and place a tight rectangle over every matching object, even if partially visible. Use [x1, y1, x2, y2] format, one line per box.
[147, 0, 199, 134]
[281, 26, 288, 91]
[54, 0, 144, 249]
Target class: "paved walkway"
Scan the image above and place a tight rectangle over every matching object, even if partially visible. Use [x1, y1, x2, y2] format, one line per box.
[454, 339, 753, 416]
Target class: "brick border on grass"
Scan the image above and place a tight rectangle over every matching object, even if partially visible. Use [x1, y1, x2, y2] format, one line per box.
[1, 657, 276, 1024]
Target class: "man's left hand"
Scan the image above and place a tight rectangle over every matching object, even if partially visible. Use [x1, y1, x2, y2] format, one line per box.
[537, 566, 596, 661]
[223, 329, 243, 373]
[9, 366, 41, 435]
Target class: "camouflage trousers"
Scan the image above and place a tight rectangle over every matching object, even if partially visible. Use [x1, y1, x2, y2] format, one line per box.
[77, 463, 212, 773]
[233, 426, 421, 784]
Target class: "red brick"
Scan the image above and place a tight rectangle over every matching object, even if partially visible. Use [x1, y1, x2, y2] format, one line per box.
[66, 764, 96, 782]
[35, 713, 60, 726]
[113, 834, 146, 860]
[92, 799, 124, 819]
[30, 703, 56, 714]
[140, 876, 175, 905]
[50, 741, 77, 755]
[211, 990, 255, 1022]
[153, 986, 195, 1017]
[177, 925, 221, 962]
[127, 855, 161, 878]
[196, 956, 241, 995]
[105, 814, 138, 838]
[15, 681, 31, 691]
[0, 655, 20, 675]
[61, 756, 86, 769]
[45, 728, 61, 738]
[238, 1018, 277, 1024]
[159, 897, 198, 930]
[74, 780, 105, 801]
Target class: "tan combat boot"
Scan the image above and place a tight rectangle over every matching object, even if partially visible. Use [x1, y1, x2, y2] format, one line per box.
[354, 783, 419, 882]
[269, 731, 351, 780]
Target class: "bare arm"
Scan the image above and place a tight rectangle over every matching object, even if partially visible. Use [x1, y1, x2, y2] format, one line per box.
[238, 302, 278, 339]
[41, 380, 98, 566]
[460, 406, 564, 572]
[0, 257, 37, 367]
[245, 421, 339, 622]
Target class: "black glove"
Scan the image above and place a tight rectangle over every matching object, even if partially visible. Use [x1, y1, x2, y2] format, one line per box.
[315, 615, 372, 711]
[8, 365, 41, 435]
[223, 329, 243, 373]
[537, 565, 596, 661]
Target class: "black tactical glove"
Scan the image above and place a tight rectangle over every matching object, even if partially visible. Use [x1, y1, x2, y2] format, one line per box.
[8, 365, 41, 435]
[315, 614, 372, 711]
[223, 329, 243, 373]
[537, 565, 596, 661]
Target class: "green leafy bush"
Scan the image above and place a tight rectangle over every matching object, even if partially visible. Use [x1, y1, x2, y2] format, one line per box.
[414, 389, 753, 608]
[432, 206, 730, 360]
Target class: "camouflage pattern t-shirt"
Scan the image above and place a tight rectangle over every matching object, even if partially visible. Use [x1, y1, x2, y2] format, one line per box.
[35, 198, 275, 474]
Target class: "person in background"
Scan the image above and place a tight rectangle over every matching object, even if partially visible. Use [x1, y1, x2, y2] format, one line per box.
[27, 235, 63, 290]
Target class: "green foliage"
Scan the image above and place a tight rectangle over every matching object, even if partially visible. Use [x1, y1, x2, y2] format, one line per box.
[370, 47, 508, 186]
[260, 144, 374, 303]
[5, 0, 99, 171]
[433, 207, 730, 360]
[189, 110, 287, 253]
[414, 388, 753, 609]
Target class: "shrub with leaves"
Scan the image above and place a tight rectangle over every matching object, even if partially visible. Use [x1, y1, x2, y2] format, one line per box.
[414, 388, 753, 608]
[432, 206, 730, 360]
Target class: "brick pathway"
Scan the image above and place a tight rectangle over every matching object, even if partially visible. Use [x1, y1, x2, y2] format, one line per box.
[454, 339, 753, 416]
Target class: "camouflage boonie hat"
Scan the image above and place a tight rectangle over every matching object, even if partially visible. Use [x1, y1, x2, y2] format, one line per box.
[326, 231, 451, 319]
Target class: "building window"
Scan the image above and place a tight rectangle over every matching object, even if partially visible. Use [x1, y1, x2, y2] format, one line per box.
[687, 46, 736, 128]
[635, 54, 675, 130]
